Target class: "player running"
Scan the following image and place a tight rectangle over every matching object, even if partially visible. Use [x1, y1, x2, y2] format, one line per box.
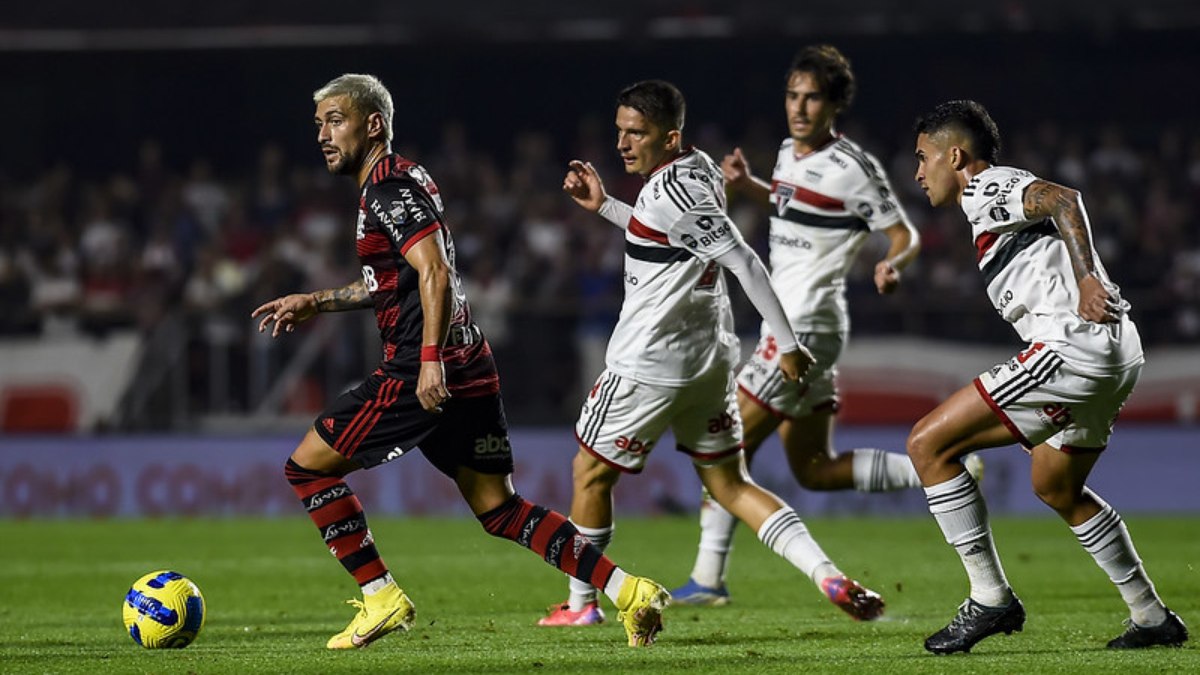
[673, 44, 966, 607]
[910, 99, 1188, 653]
[254, 73, 668, 649]
[537, 79, 884, 631]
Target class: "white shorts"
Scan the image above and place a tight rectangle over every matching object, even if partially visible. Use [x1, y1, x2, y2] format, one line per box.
[975, 341, 1140, 452]
[735, 332, 843, 419]
[575, 370, 743, 473]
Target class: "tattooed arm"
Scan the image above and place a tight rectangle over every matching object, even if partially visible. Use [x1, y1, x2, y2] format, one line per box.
[312, 280, 373, 312]
[1022, 180, 1120, 323]
[251, 279, 373, 338]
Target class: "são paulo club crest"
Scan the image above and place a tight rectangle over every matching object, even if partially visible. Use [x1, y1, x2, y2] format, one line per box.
[774, 183, 795, 216]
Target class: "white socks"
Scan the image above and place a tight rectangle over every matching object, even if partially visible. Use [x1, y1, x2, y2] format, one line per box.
[924, 471, 1013, 607]
[361, 572, 394, 596]
[689, 448, 919, 587]
[688, 492, 739, 588]
[567, 521, 613, 611]
[852, 448, 922, 491]
[1071, 489, 1167, 627]
[756, 507, 840, 584]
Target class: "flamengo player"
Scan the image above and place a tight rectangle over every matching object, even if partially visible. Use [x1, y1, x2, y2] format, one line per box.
[537, 80, 884, 632]
[252, 73, 669, 649]
[911, 99, 1188, 653]
[673, 44, 967, 606]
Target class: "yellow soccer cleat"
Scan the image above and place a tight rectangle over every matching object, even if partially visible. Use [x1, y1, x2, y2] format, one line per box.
[326, 583, 416, 649]
[615, 576, 670, 647]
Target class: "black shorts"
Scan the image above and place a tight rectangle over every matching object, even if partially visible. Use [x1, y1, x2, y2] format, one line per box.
[312, 373, 514, 477]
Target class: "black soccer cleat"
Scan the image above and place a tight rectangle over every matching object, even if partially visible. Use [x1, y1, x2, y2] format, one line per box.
[924, 596, 1026, 654]
[1106, 610, 1188, 649]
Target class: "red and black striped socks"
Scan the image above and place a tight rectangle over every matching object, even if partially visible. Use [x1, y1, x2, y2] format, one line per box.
[285, 459, 388, 587]
[477, 494, 616, 591]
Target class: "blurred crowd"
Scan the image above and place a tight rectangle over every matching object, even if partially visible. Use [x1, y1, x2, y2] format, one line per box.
[1, 115, 1198, 422]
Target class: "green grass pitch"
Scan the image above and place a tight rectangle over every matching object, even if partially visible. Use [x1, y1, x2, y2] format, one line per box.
[1, 515, 1196, 673]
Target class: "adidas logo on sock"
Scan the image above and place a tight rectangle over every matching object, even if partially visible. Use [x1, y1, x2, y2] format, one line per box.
[963, 543, 987, 556]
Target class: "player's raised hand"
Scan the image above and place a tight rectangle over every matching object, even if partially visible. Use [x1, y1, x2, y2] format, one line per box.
[251, 293, 318, 337]
[1077, 274, 1121, 323]
[563, 160, 606, 212]
[874, 260, 901, 294]
[777, 344, 815, 382]
[721, 147, 752, 188]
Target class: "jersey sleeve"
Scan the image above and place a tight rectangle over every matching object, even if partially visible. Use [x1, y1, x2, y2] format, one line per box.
[666, 196, 746, 262]
[961, 166, 1039, 233]
[842, 151, 911, 232]
[364, 179, 444, 255]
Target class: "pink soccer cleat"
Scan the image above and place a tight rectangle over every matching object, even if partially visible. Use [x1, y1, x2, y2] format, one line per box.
[821, 575, 885, 621]
[537, 601, 606, 626]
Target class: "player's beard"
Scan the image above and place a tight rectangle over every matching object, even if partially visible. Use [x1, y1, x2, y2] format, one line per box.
[324, 145, 361, 176]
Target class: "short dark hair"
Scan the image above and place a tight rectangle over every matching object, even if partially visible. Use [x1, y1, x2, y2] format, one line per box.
[616, 80, 686, 132]
[788, 45, 856, 111]
[914, 100, 1002, 163]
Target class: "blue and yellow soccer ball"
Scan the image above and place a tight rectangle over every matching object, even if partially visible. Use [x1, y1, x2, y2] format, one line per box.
[121, 570, 206, 649]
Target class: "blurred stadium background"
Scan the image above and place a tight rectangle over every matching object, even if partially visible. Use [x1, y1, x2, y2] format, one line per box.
[1, 1, 1198, 518]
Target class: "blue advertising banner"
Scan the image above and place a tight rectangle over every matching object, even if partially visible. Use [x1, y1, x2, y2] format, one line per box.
[0, 426, 1195, 517]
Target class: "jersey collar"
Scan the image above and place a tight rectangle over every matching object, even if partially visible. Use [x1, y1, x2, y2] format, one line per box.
[792, 132, 841, 159]
[648, 146, 696, 178]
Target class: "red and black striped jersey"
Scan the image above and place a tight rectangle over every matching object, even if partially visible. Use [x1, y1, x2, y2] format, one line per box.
[356, 153, 499, 397]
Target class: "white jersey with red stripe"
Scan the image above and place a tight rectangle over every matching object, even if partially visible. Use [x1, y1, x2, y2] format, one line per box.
[766, 135, 911, 333]
[606, 147, 745, 387]
[963, 165, 1142, 374]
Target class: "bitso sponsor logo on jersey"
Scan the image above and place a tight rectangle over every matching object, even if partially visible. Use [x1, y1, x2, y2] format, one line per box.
[982, 173, 1028, 206]
[682, 216, 731, 249]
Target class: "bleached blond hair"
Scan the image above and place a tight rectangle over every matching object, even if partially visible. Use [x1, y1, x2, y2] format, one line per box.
[313, 73, 394, 143]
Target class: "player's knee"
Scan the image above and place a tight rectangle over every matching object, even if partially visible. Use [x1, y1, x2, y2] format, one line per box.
[906, 422, 936, 468]
[1031, 475, 1077, 512]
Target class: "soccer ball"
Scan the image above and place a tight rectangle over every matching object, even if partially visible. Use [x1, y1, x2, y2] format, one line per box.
[121, 570, 206, 649]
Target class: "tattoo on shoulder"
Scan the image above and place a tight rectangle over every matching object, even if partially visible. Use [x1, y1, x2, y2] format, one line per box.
[1024, 180, 1094, 279]
[1023, 180, 1075, 220]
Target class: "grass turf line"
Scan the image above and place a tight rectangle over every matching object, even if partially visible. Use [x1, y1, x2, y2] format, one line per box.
[0, 516, 1196, 674]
